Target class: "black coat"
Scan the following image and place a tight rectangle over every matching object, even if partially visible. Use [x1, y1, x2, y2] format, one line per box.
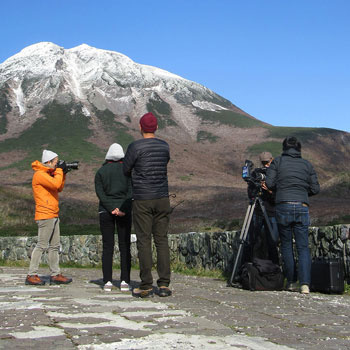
[95, 160, 132, 213]
[248, 167, 276, 216]
[123, 138, 170, 200]
[265, 148, 320, 205]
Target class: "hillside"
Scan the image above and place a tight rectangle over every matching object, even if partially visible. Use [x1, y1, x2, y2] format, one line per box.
[0, 42, 349, 234]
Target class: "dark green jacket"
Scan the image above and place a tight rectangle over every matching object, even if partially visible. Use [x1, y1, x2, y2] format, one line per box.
[95, 160, 132, 214]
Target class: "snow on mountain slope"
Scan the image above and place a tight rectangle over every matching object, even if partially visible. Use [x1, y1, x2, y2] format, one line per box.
[0, 42, 252, 139]
[0, 42, 225, 105]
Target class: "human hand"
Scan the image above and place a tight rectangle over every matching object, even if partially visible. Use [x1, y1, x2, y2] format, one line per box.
[261, 181, 272, 193]
[111, 208, 126, 217]
[56, 160, 68, 174]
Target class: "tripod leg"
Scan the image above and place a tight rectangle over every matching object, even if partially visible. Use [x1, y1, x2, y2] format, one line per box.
[258, 197, 274, 241]
[229, 200, 256, 286]
[257, 197, 279, 263]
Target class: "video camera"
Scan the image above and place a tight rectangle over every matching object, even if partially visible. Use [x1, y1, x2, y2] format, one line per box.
[242, 160, 266, 186]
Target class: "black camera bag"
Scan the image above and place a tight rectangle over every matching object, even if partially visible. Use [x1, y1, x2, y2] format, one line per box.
[241, 258, 284, 291]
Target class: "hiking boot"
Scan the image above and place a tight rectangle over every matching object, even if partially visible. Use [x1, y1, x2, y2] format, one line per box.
[103, 281, 113, 292]
[120, 281, 131, 292]
[300, 284, 310, 294]
[158, 286, 172, 297]
[286, 282, 299, 292]
[25, 275, 45, 286]
[50, 274, 72, 285]
[132, 287, 153, 298]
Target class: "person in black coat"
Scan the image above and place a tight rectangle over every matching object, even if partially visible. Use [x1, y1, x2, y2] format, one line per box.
[266, 136, 320, 294]
[123, 112, 172, 298]
[245, 152, 279, 265]
[95, 143, 132, 292]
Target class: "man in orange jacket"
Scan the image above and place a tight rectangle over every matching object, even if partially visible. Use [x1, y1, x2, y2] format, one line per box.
[26, 150, 72, 286]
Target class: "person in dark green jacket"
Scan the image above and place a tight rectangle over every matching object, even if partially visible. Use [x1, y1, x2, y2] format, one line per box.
[95, 143, 132, 292]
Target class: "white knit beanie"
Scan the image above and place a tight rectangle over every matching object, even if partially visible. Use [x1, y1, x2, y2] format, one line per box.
[42, 150, 58, 163]
[105, 143, 124, 161]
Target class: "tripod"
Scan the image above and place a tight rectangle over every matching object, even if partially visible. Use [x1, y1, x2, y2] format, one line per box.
[228, 194, 274, 286]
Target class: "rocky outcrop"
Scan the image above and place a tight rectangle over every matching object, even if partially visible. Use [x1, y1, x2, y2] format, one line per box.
[0, 225, 349, 278]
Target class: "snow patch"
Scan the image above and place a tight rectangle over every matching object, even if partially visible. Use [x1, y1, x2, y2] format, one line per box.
[82, 106, 90, 116]
[12, 80, 26, 115]
[192, 100, 229, 111]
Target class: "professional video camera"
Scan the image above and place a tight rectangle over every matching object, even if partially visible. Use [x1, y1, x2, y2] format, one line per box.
[57, 160, 79, 173]
[242, 160, 266, 189]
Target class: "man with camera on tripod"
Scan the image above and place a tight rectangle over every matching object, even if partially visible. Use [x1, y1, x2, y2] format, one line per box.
[244, 152, 279, 265]
[265, 137, 320, 294]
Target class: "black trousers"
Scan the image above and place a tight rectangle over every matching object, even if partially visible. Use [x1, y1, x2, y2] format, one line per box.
[133, 197, 171, 290]
[99, 211, 132, 284]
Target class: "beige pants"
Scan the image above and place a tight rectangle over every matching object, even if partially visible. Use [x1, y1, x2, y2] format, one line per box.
[28, 218, 61, 276]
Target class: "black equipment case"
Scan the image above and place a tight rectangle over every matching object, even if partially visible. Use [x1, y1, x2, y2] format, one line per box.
[310, 257, 344, 294]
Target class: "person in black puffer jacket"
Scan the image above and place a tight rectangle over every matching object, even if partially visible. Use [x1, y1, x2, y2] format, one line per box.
[123, 112, 172, 298]
[265, 136, 320, 294]
[95, 143, 132, 292]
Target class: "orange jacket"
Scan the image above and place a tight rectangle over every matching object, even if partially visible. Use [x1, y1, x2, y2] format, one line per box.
[32, 160, 65, 221]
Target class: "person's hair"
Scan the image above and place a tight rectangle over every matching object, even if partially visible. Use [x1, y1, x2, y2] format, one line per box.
[282, 136, 301, 152]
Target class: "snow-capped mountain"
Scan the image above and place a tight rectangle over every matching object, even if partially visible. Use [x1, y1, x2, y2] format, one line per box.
[1, 42, 349, 185]
[0, 42, 252, 140]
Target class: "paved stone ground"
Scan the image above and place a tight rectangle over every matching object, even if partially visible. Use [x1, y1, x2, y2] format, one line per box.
[0, 267, 349, 350]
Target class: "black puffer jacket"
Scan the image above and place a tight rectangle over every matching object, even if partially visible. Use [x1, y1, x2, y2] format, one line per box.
[123, 138, 170, 200]
[265, 148, 320, 205]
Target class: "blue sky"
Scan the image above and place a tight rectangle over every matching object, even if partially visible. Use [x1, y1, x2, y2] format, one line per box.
[1, 0, 349, 132]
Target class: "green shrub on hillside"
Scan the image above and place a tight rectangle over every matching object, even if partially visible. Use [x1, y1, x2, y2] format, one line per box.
[196, 109, 264, 128]
[0, 86, 11, 134]
[93, 108, 134, 149]
[266, 126, 340, 142]
[146, 96, 177, 129]
[247, 141, 282, 157]
[197, 130, 219, 143]
[0, 101, 104, 169]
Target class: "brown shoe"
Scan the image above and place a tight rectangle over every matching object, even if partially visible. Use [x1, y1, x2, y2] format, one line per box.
[50, 274, 72, 285]
[25, 275, 45, 286]
[132, 287, 153, 298]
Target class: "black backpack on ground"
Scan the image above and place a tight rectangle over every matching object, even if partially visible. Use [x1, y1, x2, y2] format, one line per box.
[240, 258, 284, 291]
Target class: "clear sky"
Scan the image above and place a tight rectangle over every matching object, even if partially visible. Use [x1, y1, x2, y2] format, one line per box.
[1, 0, 349, 132]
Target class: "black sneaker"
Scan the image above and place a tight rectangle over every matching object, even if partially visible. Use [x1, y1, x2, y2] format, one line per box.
[158, 286, 172, 297]
[132, 287, 153, 298]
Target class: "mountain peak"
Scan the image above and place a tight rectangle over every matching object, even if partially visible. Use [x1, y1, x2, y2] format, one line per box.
[11, 42, 63, 60]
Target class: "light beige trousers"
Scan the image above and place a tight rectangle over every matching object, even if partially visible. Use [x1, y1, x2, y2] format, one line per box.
[28, 218, 60, 276]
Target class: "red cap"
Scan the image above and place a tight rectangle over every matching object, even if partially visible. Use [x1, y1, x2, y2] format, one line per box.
[140, 112, 158, 133]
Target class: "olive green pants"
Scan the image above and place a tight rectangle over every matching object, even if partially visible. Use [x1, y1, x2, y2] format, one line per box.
[133, 197, 171, 290]
[28, 218, 61, 276]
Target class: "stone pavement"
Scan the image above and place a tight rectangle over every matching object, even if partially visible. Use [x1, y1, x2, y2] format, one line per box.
[0, 267, 349, 350]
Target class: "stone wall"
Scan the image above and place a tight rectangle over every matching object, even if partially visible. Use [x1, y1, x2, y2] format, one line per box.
[177, 225, 350, 277]
[0, 225, 349, 278]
